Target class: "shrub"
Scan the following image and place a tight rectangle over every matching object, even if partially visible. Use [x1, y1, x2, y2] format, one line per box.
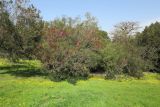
[100, 43, 123, 79]
[101, 42, 144, 79]
[38, 15, 106, 81]
[123, 58, 143, 78]
[48, 50, 90, 81]
[104, 62, 118, 79]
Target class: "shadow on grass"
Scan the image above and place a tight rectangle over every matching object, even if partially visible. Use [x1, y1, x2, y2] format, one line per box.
[0, 64, 47, 77]
[0, 63, 90, 85]
[49, 74, 89, 85]
[0, 64, 86, 85]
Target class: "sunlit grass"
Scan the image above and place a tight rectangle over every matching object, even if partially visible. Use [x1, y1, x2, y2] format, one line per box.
[0, 59, 160, 107]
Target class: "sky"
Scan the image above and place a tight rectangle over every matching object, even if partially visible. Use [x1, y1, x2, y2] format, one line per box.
[31, 0, 160, 32]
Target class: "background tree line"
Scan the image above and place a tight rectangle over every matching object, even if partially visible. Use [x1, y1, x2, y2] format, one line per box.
[0, 0, 159, 81]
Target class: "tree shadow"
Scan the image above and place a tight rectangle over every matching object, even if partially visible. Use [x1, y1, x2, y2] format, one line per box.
[49, 75, 89, 85]
[0, 64, 47, 77]
[0, 63, 90, 84]
[67, 77, 88, 85]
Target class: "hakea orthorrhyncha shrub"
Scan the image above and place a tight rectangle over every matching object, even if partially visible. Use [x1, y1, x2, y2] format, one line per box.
[37, 16, 106, 81]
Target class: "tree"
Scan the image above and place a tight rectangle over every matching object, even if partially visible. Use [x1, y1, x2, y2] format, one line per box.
[106, 21, 144, 78]
[112, 21, 139, 42]
[0, 0, 43, 59]
[0, 0, 22, 58]
[14, 0, 43, 58]
[97, 30, 110, 40]
[136, 22, 160, 72]
[38, 14, 106, 81]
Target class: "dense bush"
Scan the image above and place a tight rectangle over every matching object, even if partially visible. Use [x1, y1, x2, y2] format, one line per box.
[100, 43, 122, 79]
[0, 0, 43, 59]
[36, 19, 146, 80]
[136, 22, 160, 72]
[1, 1, 158, 80]
[101, 42, 144, 79]
[37, 15, 107, 81]
[48, 50, 90, 81]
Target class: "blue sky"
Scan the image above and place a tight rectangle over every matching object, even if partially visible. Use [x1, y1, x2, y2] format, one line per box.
[31, 0, 160, 32]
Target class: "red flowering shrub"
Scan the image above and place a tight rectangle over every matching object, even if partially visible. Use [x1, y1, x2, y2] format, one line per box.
[37, 15, 107, 81]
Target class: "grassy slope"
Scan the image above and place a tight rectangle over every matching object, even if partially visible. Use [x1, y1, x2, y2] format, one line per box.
[0, 59, 160, 107]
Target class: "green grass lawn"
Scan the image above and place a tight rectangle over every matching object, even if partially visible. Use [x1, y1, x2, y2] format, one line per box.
[0, 59, 160, 107]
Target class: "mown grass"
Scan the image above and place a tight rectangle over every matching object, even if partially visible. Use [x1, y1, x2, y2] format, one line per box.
[0, 58, 160, 107]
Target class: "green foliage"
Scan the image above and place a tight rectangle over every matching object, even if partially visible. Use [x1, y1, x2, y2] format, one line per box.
[37, 20, 146, 80]
[15, 3, 44, 58]
[136, 22, 160, 72]
[0, 0, 43, 59]
[48, 50, 90, 81]
[100, 42, 121, 79]
[86, 50, 103, 72]
[0, 1, 22, 58]
[38, 15, 106, 80]
[0, 60, 160, 107]
[1, 0, 159, 80]
[101, 22, 144, 79]
[97, 30, 110, 40]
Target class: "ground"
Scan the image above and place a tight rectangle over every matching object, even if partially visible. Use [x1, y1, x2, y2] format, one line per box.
[0, 58, 160, 107]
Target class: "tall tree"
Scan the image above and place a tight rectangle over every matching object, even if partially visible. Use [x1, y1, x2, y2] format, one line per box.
[0, 0, 43, 59]
[110, 21, 144, 77]
[0, 0, 22, 58]
[112, 21, 139, 42]
[14, 0, 43, 58]
[136, 22, 160, 72]
[38, 14, 106, 80]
